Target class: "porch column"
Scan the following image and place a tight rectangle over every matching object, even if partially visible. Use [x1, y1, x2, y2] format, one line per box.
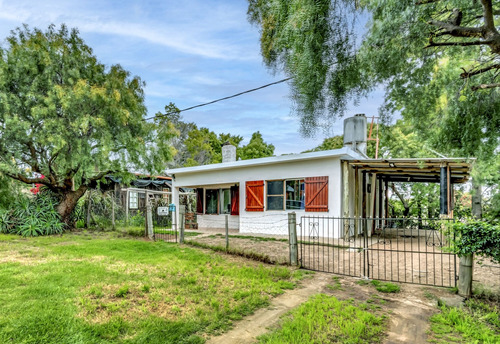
[440, 165, 448, 215]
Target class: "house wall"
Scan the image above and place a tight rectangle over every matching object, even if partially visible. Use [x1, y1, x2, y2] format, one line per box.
[172, 156, 344, 237]
[197, 215, 240, 230]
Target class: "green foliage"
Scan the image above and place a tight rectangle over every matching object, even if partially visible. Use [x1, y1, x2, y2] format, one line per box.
[302, 135, 344, 153]
[446, 220, 500, 264]
[129, 211, 145, 227]
[248, 1, 498, 214]
[0, 190, 64, 236]
[0, 174, 23, 210]
[257, 294, 385, 344]
[238, 131, 275, 160]
[370, 280, 400, 293]
[115, 285, 130, 298]
[0, 24, 175, 221]
[159, 109, 276, 166]
[429, 299, 500, 343]
[248, 0, 363, 135]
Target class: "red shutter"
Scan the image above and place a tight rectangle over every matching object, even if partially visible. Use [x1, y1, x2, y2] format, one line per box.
[305, 176, 328, 212]
[230, 185, 239, 215]
[245, 180, 264, 212]
[196, 188, 204, 214]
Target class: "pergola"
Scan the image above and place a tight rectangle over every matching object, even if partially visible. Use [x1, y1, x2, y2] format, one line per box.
[344, 158, 473, 218]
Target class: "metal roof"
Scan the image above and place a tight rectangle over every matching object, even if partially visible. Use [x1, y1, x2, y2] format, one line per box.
[348, 158, 474, 183]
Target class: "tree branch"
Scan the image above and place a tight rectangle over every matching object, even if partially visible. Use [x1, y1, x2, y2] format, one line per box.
[480, 0, 498, 34]
[428, 20, 484, 38]
[425, 39, 493, 48]
[461, 63, 500, 78]
[87, 171, 114, 183]
[6, 172, 51, 186]
[416, 0, 441, 4]
[471, 82, 500, 90]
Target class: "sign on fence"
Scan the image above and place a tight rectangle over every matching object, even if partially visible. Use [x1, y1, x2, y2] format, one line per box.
[157, 207, 169, 216]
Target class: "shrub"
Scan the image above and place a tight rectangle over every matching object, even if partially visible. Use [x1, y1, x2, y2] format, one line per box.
[446, 219, 500, 264]
[129, 211, 145, 227]
[1, 190, 65, 236]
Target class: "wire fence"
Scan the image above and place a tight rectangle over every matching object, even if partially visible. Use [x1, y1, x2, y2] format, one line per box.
[182, 214, 291, 265]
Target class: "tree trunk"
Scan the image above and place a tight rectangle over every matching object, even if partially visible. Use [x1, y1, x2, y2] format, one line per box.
[56, 186, 88, 225]
[471, 181, 482, 219]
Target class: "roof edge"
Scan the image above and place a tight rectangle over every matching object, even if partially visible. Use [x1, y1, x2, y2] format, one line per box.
[167, 147, 363, 175]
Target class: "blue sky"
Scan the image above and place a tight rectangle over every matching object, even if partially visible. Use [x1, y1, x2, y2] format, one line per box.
[0, 0, 384, 155]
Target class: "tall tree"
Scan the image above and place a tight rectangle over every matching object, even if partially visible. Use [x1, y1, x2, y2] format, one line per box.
[248, 0, 499, 215]
[0, 24, 175, 223]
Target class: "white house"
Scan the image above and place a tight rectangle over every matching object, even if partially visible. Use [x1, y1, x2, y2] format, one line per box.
[168, 146, 365, 236]
[167, 114, 472, 238]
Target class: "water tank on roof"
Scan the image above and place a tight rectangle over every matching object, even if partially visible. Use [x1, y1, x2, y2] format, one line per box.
[343, 114, 367, 155]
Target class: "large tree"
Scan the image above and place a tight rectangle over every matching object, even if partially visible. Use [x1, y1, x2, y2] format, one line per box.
[248, 0, 499, 128]
[249, 0, 499, 215]
[0, 24, 174, 223]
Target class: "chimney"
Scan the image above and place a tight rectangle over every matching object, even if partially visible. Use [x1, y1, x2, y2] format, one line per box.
[222, 142, 236, 163]
[343, 114, 367, 155]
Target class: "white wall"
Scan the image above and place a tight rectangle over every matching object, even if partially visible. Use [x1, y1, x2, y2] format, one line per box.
[172, 156, 343, 237]
[197, 214, 239, 230]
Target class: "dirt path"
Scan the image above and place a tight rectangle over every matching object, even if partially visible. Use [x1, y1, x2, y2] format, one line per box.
[206, 272, 332, 344]
[206, 271, 451, 344]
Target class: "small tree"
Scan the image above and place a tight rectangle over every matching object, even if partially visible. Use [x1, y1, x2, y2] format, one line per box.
[0, 24, 175, 223]
[239, 131, 275, 160]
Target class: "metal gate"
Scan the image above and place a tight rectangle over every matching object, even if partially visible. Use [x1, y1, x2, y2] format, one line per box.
[299, 216, 457, 287]
[150, 199, 177, 243]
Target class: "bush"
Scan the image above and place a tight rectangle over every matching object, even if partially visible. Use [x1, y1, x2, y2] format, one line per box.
[0, 190, 65, 236]
[129, 211, 145, 227]
[446, 219, 500, 264]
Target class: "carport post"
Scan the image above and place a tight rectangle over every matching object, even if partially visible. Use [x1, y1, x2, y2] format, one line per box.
[288, 212, 298, 266]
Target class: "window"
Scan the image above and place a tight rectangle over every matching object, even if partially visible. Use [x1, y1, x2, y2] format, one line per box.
[266, 179, 305, 210]
[286, 179, 305, 210]
[220, 188, 231, 214]
[129, 191, 138, 209]
[205, 189, 219, 214]
[267, 180, 284, 210]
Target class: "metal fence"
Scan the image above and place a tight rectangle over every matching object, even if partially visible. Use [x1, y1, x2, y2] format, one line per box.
[299, 216, 457, 287]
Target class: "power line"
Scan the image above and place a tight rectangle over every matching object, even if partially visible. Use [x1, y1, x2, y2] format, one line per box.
[144, 77, 292, 121]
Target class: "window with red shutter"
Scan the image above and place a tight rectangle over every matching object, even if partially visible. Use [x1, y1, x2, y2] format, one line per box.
[230, 185, 239, 215]
[245, 180, 264, 211]
[196, 188, 204, 214]
[305, 176, 328, 212]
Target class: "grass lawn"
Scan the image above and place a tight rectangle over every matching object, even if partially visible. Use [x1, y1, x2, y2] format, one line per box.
[257, 294, 386, 344]
[429, 298, 500, 343]
[0, 231, 305, 344]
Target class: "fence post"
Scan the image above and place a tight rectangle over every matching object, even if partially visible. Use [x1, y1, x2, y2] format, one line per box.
[146, 203, 154, 240]
[111, 185, 116, 230]
[225, 215, 229, 251]
[458, 254, 473, 297]
[288, 212, 298, 266]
